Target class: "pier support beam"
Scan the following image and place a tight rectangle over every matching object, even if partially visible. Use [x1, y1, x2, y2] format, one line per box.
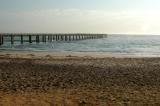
[47, 35, 50, 41]
[0, 35, 2, 45]
[65, 35, 67, 41]
[49, 36, 52, 42]
[61, 35, 63, 41]
[58, 35, 60, 41]
[76, 35, 78, 40]
[0, 35, 3, 45]
[42, 35, 46, 43]
[36, 35, 40, 43]
[2, 35, 3, 44]
[11, 35, 14, 44]
[29, 35, 32, 43]
[21, 35, 23, 44]
[53, 35, 55, 41]
[44, 35, 46, 42]
[69, 35, 71, 41]
[48, 35, 52, 42]
[55, 35, 58, 41]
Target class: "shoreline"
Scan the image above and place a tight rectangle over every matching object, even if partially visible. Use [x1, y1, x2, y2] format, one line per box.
[1, 50, 160, 59]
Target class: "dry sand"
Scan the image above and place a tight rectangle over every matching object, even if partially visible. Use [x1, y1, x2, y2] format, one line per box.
[0, 51, 160, 106]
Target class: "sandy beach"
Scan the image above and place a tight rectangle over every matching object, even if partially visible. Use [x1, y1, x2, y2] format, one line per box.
[0, 51, 160, 106]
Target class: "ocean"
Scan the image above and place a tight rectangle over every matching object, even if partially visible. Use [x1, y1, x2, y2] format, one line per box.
[1, 35, 160, 56]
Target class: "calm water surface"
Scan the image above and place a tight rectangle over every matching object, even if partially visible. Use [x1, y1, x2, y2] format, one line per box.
[1, 35, 160, 56]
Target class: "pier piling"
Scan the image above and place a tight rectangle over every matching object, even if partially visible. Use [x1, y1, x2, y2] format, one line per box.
[11, 35, 14, 44]
[52, 35, 55, 41]
[42, 35, 46, 43]
[69, 35, 71, 41]
[65, 35, 67, 41]
[21, 35, 23, 44]
[36, 35, 40, 43]
[29, 35, 32, 43]
[0, 35, 2, 45]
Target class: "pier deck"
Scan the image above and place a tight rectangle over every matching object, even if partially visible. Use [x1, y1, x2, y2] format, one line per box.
[0, 33, 107, 45]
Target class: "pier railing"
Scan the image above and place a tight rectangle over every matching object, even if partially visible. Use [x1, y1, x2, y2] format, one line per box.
[0, 33, 107, 45]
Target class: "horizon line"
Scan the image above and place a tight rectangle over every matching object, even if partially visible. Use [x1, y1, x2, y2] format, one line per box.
[0, 33, 160, 36]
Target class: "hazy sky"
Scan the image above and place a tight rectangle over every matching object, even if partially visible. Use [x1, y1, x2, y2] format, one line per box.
[1, 0, 160, 34]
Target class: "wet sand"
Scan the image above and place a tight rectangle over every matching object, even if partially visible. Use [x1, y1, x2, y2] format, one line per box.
[0, 51, 160, 106]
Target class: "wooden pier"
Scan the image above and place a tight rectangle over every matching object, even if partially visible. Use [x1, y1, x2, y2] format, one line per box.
[0, 33, 107, 45]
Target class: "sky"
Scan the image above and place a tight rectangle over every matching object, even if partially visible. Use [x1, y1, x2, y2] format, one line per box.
[1, 0, 160, 34]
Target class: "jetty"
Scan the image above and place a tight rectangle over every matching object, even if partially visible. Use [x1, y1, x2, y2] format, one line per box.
[0, 33, 107, 45]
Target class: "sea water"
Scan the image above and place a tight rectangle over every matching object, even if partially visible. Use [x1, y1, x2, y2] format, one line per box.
[1, 35, 160, 56]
